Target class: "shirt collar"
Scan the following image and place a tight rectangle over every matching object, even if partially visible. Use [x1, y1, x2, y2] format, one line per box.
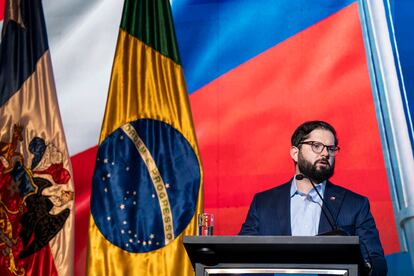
[290, 177, 326, 202]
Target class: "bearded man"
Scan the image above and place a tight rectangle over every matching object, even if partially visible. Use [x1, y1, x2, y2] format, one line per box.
[239, 120, 387, 275]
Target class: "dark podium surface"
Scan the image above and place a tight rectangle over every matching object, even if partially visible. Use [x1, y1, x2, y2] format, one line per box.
[183, 236, 364, 275]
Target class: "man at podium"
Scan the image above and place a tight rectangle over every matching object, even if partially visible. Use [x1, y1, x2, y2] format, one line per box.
[240, 121, 387, 275]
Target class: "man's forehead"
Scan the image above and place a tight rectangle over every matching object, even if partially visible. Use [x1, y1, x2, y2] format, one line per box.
[307, 128, 335, 142]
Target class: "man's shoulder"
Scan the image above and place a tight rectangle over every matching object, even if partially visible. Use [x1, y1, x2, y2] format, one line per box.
[327, 181, 369, 203]
[254, 181, 291, 198]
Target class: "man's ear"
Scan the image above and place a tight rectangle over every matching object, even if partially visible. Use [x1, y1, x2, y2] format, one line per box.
[290, 146, 299, 162]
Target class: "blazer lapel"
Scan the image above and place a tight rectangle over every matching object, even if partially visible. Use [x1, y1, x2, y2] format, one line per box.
[318, 181, 346, 234]
[274, 181, 292, 235]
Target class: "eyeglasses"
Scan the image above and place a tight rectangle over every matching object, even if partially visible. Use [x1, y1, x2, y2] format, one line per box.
[299, 141, 340, 156]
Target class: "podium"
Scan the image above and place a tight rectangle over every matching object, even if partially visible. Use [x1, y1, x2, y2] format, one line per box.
[183, 236, 364, 276]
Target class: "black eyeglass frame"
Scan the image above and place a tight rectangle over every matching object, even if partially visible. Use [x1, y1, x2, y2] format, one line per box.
[298, 141, 340, 156]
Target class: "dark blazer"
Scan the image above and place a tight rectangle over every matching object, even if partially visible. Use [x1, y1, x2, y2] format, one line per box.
[239, 180, 387, 276]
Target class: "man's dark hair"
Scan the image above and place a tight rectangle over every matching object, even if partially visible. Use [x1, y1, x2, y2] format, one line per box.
[291, 120, 338, 147]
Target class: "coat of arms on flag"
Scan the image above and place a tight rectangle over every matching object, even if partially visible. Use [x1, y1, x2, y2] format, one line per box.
[0, 124, 73, 275]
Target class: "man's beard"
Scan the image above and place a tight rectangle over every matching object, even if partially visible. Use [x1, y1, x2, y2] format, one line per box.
[297, 152, 335, 183]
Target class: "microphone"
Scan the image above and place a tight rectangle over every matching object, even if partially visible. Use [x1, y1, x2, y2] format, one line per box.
[295, 174, 346, 236]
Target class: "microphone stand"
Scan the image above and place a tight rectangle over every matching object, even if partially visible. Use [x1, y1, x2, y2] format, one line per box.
[295, 174, 346, 236]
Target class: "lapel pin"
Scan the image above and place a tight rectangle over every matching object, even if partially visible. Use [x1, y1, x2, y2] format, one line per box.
[330, 196, 336, 201]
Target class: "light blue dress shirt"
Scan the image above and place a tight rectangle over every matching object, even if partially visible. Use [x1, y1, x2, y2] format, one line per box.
[290, 178, 326, 236]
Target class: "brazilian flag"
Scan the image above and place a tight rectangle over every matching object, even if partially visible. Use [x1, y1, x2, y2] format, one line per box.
[86, 0, 203, 275]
